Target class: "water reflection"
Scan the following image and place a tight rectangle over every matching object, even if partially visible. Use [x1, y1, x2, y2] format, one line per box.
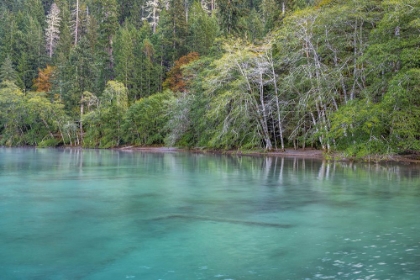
[1, 148, 420, 279]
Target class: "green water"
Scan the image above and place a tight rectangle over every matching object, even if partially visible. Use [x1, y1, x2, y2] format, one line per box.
[0, 148, 420, 280]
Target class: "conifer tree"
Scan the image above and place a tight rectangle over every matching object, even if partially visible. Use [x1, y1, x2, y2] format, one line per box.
[45, 2, 61, 58]
[217, 0, 246, 36]
[72, 0, 81, 46]
[187, 1, 218, 55]
[143, 0, 163, 34]
[91, 0, 119, 81]
[114, 23, 136, 100]
[158, 0, 188, 66]
[0, 57, 18, 83]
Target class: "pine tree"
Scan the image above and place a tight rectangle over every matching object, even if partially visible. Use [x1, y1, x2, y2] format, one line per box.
[45, 2, 61, 58]
[217, 0, 246, 36]
[0, 56, 18, 83]
[72, 0, 81, 46]
[157, 0, 188, 66]
[91, 0, 119, 81]
[143, 0, 163, 34]
[187, 1, 218, 55]
[114, 23, 136, 100]
[18, 15, 46, 90]
[0, 10, 18, 65]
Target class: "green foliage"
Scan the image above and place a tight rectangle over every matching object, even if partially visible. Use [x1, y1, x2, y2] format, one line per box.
[156, 0, 188, 66]
[114, 23, 136, 98]
[91, 0, 119, 81]
[240, 9, 264, 42]
[55, 37, 98, 117]
[38, 138, 60, 148]
[384, 69, 420, 151]
[364, 0, 420, 99]
[187, 2, 219, 56]
[260, 0, 280, 32]
[123, 91, 174, 145]
[329, 99, 390, 157]
[165, 92, 198, 147]
[114, 23, 162, 101]
[0, 56, 19, 83]
[0, 81, 26, 146]
[0, 81, 67, 146]
[82, 81, 128, 148]
[217, 0, 247, 36]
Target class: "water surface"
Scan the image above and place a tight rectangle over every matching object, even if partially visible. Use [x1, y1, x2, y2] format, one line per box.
[0, 148, 420, 279]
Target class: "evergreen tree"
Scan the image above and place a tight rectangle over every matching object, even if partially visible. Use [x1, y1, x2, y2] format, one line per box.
[217, 0, 246, 36]
[0, 10, 18, 64]
[260, 0, 279, 32]
[187, 1, 218, 55]
[55, 37, 97, 117]
[114, 23, 136, 100]
[143, 0, 163, 34]
[0, 57, 19, 83]
[91, 0, 119, 82]
[157, 0, 188, 65]
[18, 15, 46, 90]
[45, 2, 61, 58]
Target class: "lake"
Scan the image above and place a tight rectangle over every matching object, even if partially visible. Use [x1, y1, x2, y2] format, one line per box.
[0, 148, 420, 279]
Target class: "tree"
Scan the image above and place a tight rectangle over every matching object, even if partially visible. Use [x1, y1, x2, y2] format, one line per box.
[241, 8, 264, 42]
[328, 99, 389, 157]
[143, 0, 163, 34]
[0, 56, 18, 83]
[0, 11, 24, 87]
[217, 0, 246, 36]
[71, 0, 84, 46]
[23, 0, 46, 28]
[201, 41, 275, 150]
[385, 69, 420, 151]
[54, 37, 97, 117]
[187, 1, 219, 55]
[33, 65, 55, 93]
[91, 0, 119, 81]
[117, 0, 139, 25]
[137, 37, 162, 97]
[114, 22, 162, 101]
[0, 81, 26, 146]
[17, 14, 46, 91]
[83, 81, 128, 148]
[24, 91, 67, 146]
[163, 52, 199, 92]
[114, 23, 136, 99]
[45, 2, 61, 58]
[364, 0, 420, 100]
[260, 0, 280, 32]
[123, 91, 173, 145]
[0, 81, 68, 147]
[157, 0, 188, 65]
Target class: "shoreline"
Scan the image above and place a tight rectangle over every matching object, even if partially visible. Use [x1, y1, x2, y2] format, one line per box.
[2, 145, 420, 164]
[116, 146, 420, 164]
[117, 146, 324, 158]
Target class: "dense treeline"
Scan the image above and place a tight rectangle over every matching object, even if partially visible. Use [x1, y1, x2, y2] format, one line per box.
[0, 0, 419, 157]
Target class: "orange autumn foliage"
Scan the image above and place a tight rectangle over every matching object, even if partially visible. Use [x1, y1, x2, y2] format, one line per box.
[33, 65, 55, 92]
[163, 52, 199, 93]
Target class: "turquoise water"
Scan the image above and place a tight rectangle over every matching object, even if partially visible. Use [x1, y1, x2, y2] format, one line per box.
[0, 148, 420, 280]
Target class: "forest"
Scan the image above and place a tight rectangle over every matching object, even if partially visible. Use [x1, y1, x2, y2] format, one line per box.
[0, 0, 419, 157]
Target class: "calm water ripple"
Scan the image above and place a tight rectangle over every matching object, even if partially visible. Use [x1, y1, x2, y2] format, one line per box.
[1, 148, 420, 279]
